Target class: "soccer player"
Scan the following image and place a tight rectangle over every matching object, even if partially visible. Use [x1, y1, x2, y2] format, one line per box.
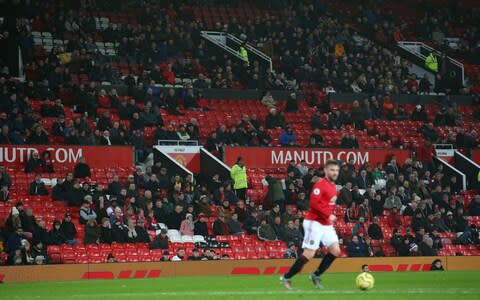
[280, 159, 341, 290]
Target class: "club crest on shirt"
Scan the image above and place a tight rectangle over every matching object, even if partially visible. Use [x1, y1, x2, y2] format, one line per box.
[309, 240, 315, 245]
[313, 188, 320, 195]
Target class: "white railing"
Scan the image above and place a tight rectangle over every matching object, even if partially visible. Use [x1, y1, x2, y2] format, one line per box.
[397, 41, 465, 86]
[201, 31, 273, 72]
[157, 140, 199, 146]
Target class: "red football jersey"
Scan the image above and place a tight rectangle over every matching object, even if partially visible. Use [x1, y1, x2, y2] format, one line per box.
[304, 178, 337, 225]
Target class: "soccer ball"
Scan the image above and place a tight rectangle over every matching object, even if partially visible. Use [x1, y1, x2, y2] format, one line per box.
[355, 272, 375, 290]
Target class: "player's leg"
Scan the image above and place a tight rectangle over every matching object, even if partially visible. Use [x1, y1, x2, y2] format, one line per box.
[281, 220, 321, 289]
[310, 226, 340, 289]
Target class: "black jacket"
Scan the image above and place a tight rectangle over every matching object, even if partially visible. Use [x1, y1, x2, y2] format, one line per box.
[135, 226, 151, 243]
[52, 183, 67, 201]
[194, 221, 209, 236]
[73, 163, 91, 178]
[100, 226, 112, 244]
[33, 227, 51, 246]
[60, 221, 77, 240]
[49, 229, 67, 245]
[29, 181, 49, 196]
[150, 235, 169, 249]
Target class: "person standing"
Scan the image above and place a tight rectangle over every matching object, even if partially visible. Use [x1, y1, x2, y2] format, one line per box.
[230, 157, 248, 200]
[281, 160, 341, 290]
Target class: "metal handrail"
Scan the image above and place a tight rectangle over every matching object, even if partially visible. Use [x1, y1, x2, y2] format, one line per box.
[397, 41, 465, 85]
[157, 140, 199, 146]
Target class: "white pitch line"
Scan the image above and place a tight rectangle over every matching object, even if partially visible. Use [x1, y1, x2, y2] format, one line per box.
[63, 288, 480, 298]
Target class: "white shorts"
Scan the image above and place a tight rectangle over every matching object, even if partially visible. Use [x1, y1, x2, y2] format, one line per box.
[302, 219, 339, 250]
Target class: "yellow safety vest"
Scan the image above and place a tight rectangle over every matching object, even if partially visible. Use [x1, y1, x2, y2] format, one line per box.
[230, 163, 248, 189]
[425, 53, 438, 73]
[239, 46, 249, 66]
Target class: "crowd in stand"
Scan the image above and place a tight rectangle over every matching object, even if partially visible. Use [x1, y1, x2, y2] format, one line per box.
[349, 0, 480, 65]
[1, 140, 480, 264]
[2, 0, 466, 98]
[0, 0, 480, 266]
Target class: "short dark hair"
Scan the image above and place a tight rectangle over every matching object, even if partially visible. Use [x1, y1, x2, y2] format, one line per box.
[324, 160, 339, 167]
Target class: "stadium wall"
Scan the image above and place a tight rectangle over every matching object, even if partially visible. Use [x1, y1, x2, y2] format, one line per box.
[1, 257, 479, 283]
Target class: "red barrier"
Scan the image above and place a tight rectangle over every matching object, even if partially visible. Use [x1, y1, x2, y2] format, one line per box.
[1, 256, 479, 283]
[0, 145, 134, 169]
[473, 150, 480, 165]
[224, 147, 411, 168]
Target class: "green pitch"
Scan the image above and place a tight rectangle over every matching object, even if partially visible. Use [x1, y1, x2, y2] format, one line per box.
[1, 271, 479, 300]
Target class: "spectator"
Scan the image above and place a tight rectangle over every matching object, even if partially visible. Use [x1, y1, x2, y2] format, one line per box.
[345, 202, 360, 222]
[99, 130, 113, 146]
[26, 125, 49, 145]
[283, 242, 298, 259]
[151, 229, 169, 250]
[243, 210, 261, 235]
[213, 214, 229, 236]
[168, 204, 184, 230]
[430, 259, 444, 271]
[126, 219, 138, 243]
[265, 175, 286, 208]
[188, 248, 205, 261]
[258, 219, 277, 241]
[469, 195, 480, 216]
[411, 105, 428, 121]
[386, 207, 402, 230]
[7, 227, 26, 253]
[265, 107, 285, 129]
[194, 213, 209, 237]
[340, 133, 359, 149]
[280, 126, 297, 147]
[25, 151, 42, 173]
[0, 185, 10, 202]
[79, 199, 97, 225]
[368, 217, 384, 240]
[99, 218, 112, 244]
[40, 151, 54, 173]
[352, 217, 367, 236]
[33, 220, 51, 246]
[420, 237, 437, 256]
[384, 191, 402, 210]
[179, 213, 195, 236]
[347, 235, 367, 257]
[171, 248, 186, 261]
[165, 88, 182, 115]
[283, 220, 302, 245]
[60, 213, 77, 244]
[227, 213, 244, 235]
[49, 220, 67, 245]
[73, 157, 91, 179]
[261, 91, 276, 107]
[29, 174, 49, 196]
[160, 251, 171, 262]
[84, 219, 99, 244]
[285, 92, 298, 112]
[52, 115, 68, 137]
[177, 125, 190, 141]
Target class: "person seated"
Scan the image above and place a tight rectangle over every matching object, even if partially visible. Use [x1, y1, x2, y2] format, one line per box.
[25, 151, 42, 173]
[29, 174, 49, 196]
[279, 126, 297, 147]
